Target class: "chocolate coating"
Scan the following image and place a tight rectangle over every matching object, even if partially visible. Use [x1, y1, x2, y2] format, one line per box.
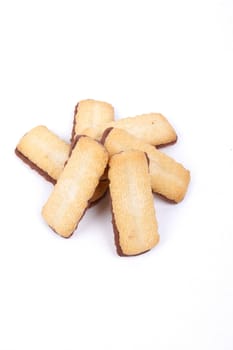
[15, 148, 56, 184]
[100, 127, 114, 145]
[70, 102, 79, 143]
[110, 187, 150, 257]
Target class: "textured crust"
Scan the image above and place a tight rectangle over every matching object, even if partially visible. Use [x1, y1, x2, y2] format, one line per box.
[71, 99, 115, 142]
[15, 148, 56, 185]
[110, 198, 150, 257]
[42, 136, 109, 238]
[15, 126, 108, 204]
[88, 113, 177, 146]
[16, 125, 70, 181]
[109, 150, 159, 256]
[104, 128, 190, 203]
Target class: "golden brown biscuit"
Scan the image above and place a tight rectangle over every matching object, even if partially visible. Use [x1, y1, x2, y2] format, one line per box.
[15, 126, 108, 204]
[109, 150, 159, 256]
[15, 125, 69, 183]
[84, 113, 177, 146]
[103, 128, 190, 203]
[42, 136, 109, 238]
[71, 99, 115, 141]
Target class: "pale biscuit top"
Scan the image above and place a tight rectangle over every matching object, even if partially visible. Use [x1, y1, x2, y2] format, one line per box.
[16, 125, 109, 203]
[104, 128, 190, 203]
[109, 150, 159, 256]
[73, 99, 114, 139]
[16, 125, 69, 181]
[42, 136, 108, 238]
[84, 113, 177, 146]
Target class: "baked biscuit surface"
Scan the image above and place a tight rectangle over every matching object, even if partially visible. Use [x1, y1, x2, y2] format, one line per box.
[109, 150, 159, 256]
[87, 113, 177, 146]
[16, 126, 109, 204]
[104, 128, 190, 203]
[16, 125, 69, 181]
[42, 136, 108, 238]
[72, 99, 114, 141]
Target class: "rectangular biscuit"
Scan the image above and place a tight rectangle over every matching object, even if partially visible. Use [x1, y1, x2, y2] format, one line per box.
[109, 150, 159, 256]
[83, 113, 177, 146]
[15, 126, 109, 204]
[42, 136, 108, 238]
[15, 125, 70, 183]
[71, 99, 115, 141]
[103, 128, 190, 203]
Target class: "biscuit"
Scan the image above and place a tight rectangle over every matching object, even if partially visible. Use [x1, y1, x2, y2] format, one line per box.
[15, 126, 108, 204]
[89, 178, 109, 205]
[109, 150, 159, 256]
[103, 128, 190, 203]
[15, 125, 69, 183]
[42, 136, 108, 238]
[71, 99, 115, 142]
[84, 113, 177, 146]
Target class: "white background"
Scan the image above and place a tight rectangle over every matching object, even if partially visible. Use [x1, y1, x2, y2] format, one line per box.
[1, 0, 233, 349]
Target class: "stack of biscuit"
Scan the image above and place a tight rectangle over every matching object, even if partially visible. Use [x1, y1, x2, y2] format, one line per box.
[15, 99, 190, 256]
